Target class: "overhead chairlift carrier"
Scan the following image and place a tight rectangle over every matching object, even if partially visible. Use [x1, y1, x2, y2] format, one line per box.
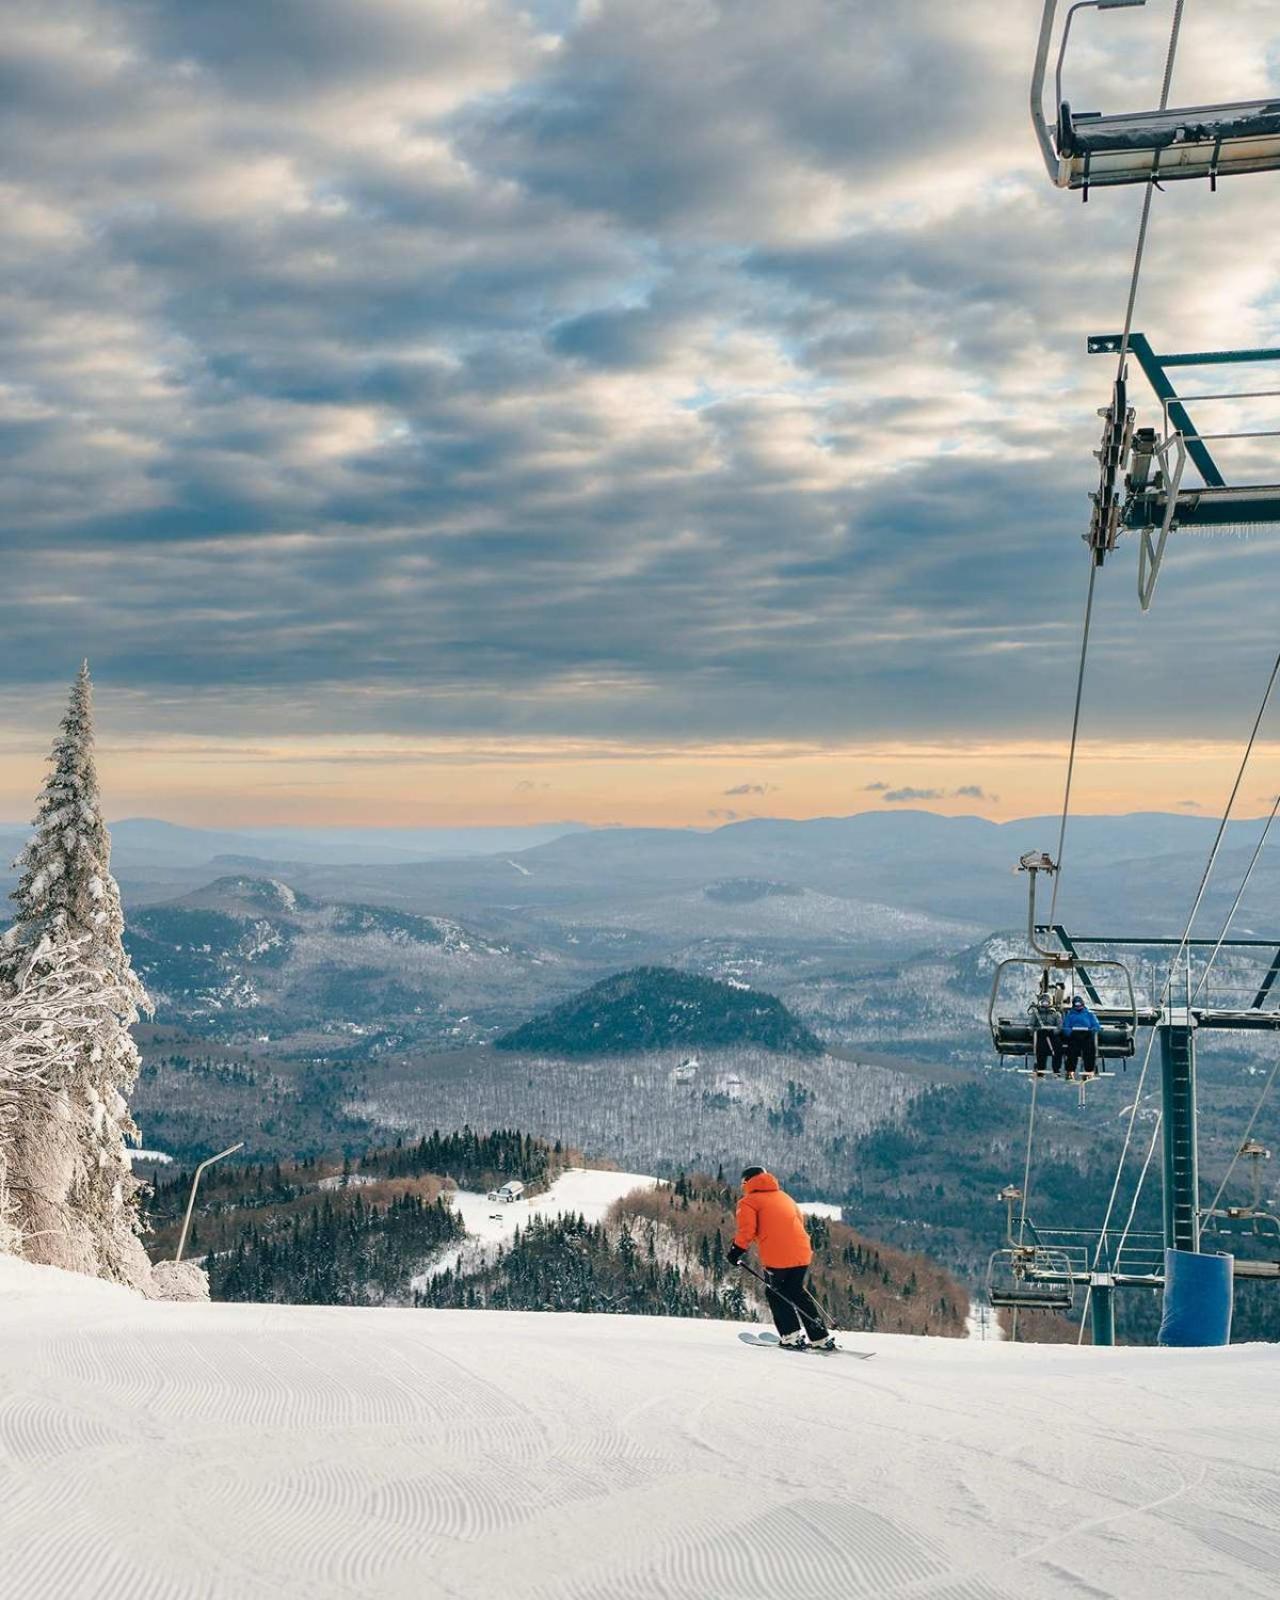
[988, 852, 1139, 1076]
[1032, 0, 1280, 195]
[1201, 1140, 1280, 1276]
[986, 1187, 1077, 1311]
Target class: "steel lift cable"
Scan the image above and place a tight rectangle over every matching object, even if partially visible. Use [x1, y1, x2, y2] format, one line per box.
[1109, 792, 1279, 1280]
[1078, 645, 1280, 1337]
[1049, 561, 1098, 926]
[1111, 0, 1186, 381]
[1205, 1056, 1280, 1219]
[1077, 1034, 1160, 1340]
[1048, 2, 1186, 925]
[1008, 1071, 1045, 1344]
[1016, 1071, 1043, 1252]
[1191, 789, 1280, 1005]
[1110, 1110, 1164, 1279]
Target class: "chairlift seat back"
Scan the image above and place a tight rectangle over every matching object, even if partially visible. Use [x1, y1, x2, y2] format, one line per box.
[992, 1016, 1135, 1059]
[1054, 99, 1280, 189]
[987, 1247, 1075, 1311]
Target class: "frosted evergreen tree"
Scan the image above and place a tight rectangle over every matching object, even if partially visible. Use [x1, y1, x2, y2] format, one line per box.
[0, 663, 154, 1288]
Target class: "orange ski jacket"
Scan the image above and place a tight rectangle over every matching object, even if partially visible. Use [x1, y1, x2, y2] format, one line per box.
[733, 1172, 813, 1269]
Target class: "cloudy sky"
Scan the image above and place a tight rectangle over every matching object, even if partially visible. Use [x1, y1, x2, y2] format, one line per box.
[6, 0, 1280, 826]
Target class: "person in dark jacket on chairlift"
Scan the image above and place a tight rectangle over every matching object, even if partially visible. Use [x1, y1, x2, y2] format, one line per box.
[1060, 994, 1101, 1079]
[1030, 977, 1064, 1076]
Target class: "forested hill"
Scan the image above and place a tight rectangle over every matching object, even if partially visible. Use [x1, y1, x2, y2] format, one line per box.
[493, 966, 823, 1057]
[421, 1172, 967, 1338]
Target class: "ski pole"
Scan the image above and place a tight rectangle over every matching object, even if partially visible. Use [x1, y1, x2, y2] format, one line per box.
[735, 1258, 839, 1334]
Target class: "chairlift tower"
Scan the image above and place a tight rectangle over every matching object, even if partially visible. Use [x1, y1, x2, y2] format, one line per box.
[1003, 1, 1280, 1342]
[986, 852, 1280, 1341]
[1029, 925, 1280, 1335]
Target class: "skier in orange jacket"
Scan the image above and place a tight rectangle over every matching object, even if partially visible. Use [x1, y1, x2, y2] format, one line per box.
[728, 1166, 834, 1349]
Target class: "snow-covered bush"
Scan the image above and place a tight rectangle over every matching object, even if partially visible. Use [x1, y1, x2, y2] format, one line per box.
[0, 936, 151, 1283]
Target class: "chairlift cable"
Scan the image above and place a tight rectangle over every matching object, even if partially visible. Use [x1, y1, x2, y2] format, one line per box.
[1079, 644, 1280, 1333]
[1050, 5, 1186, 921]
[1016, 1069, 1042, 1250]
[1205, 1057, 1280, 1219]
[1078, 1110, 1163, 1347]
[1111, 0, 1186, 383]
[1048, 561, 1098, 925]
[1191, 789, 1280, 1005]
[1121, 1111, 1163, 1256]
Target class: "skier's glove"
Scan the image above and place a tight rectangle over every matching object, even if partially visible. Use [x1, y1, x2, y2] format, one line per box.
[727, 1244, 747, 1267]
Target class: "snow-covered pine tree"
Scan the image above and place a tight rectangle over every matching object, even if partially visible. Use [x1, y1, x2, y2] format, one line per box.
[0, 663, 154, 1288]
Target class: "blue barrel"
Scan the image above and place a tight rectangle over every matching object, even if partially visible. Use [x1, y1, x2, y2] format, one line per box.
[1159, 1249, 1233, 1346]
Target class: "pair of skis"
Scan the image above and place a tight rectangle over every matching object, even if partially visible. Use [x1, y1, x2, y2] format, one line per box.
[732, 1260, 874, 1361]
[738, 1329, 874, 1360]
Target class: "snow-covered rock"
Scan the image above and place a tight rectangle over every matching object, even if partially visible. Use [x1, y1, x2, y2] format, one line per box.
[146, 1258, 210, 1301]
[3, 1252, 1276, 1599]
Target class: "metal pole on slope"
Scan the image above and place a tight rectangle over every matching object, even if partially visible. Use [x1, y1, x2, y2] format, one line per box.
[1089, 1275, 1116, 1346]
[174, 1142, 244, 1263]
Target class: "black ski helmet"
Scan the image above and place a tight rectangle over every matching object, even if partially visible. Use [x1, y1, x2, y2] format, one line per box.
[741, 1165, 766, 1182]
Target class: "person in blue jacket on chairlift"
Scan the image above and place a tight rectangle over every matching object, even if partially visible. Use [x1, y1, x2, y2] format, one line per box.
[1060, 994, 1101, 1080]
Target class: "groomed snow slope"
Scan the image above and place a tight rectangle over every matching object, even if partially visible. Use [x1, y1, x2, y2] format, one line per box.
[2, 1257, 1277, 1600]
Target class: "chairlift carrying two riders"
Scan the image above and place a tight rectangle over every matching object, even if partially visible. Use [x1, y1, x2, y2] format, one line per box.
[988, 851, 1138, 1084]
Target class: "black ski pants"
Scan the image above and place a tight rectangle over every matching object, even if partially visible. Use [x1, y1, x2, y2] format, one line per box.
[1034, 1029, 1063, 1073]
[1064, 1032, 1098, 1076]
[764, 1265, 827, 1341]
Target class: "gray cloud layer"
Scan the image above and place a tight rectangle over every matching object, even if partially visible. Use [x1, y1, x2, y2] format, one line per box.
[5, 1, 1280, 746]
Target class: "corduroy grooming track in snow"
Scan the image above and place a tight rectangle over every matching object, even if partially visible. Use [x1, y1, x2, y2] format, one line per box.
[2, 1255, 1277, 1599]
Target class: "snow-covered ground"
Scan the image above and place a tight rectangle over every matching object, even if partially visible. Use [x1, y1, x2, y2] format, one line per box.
[3, 1255, 1277, 1599]
[453, 1165, 660, 1238]
[416, 1167, 660, 1284]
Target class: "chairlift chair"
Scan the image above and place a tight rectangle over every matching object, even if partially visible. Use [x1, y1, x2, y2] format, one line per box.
[1202, 1139, 1280, 1247]
[987, 1245, 1076, 1311]
[988, 852, 1138, 1070]
[1032, 1, 1280, 194]
[989, 960, 1137, 1069]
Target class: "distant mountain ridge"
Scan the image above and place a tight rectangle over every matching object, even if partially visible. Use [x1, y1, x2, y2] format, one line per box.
[6, 809, 1269, 937]
[124, 874, 565, 1050]
[495, 966, 823, 1057]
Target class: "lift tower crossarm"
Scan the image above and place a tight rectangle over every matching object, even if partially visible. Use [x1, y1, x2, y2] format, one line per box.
[1037, 925, 1280, 1024]
[1088, 333, 1227, 486]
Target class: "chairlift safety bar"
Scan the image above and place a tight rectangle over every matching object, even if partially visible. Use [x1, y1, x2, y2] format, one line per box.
[1037, 926, 1280, 1017]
